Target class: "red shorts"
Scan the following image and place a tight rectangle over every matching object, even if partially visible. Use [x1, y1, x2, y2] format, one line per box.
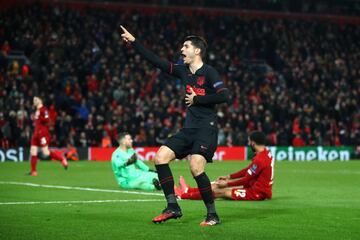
[31, 132, 51, 147]
[231, 188, 267, 201]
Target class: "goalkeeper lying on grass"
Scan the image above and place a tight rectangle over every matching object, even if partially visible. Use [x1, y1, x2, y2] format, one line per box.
[111, 133, 161, 191]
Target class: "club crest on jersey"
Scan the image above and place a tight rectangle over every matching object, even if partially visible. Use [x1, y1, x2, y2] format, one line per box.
[251, 164, 257, 173]
[197, 76, 205, 86]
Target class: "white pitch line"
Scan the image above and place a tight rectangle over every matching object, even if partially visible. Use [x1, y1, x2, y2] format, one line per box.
[0, 199, 164, 205]
[0, 181, 163, 196]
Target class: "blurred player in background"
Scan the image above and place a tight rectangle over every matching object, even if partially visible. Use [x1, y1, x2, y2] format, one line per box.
[111, 133, 161, 191]
[120, 25, 230, 226]
[175, 131, 274, 201]
[29, 96, 68, 176]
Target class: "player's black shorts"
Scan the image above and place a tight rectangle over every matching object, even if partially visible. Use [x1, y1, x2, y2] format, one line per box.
[164, 128, 218, 163]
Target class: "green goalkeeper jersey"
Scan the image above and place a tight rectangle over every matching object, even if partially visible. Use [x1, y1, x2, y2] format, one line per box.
[111, 147, 150, 184]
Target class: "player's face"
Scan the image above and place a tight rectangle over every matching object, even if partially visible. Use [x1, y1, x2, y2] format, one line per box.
[123, 135, 133, 148]
[248, 138, 256, 152]
[181, 41, 198, 64]
[33, 97, 41, 108]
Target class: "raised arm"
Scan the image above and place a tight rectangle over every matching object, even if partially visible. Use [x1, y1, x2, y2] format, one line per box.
[120, 25, 182, 77]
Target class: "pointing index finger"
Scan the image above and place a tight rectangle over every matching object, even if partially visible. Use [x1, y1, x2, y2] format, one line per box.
[120, 25, 127, 33]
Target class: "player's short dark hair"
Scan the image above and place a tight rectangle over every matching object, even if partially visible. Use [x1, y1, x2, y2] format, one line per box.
[184, 35, 207, 59]
[118, 132, 129, 143]
[249, 131, 266, 145]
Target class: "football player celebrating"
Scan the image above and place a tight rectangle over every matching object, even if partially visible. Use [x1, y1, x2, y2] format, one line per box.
[120, 25, 230, 226]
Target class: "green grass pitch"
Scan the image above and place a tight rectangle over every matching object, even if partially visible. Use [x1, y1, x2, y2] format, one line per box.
[0, 160, 359, 240]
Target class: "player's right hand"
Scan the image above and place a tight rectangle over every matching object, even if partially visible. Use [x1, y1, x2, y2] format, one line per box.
[120, 25, 135, 42]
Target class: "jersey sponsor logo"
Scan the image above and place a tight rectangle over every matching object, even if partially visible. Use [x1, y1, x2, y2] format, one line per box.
[213, 81, 223, 88]
[197, 76, 205, 86]
[186, 85, 205, 96]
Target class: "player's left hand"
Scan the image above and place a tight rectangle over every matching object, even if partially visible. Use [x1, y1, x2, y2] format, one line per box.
[215, 180, 228, 188]
[185, 87, 197, 106]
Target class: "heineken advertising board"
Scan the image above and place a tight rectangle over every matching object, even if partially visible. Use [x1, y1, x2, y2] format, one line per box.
[266, 146, 354, 161]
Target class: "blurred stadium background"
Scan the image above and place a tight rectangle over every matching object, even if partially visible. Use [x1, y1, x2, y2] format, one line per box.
[0, 0, 359, 159]
[0, 0, 359, 239]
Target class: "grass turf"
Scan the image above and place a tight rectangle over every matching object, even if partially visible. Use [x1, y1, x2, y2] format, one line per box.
[0, 160, 359, 240]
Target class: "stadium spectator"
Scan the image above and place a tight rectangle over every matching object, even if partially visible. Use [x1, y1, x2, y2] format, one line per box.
[0, 4, 359, 149]
[292, 134, 306, 147]
[101, 131, 112, 148]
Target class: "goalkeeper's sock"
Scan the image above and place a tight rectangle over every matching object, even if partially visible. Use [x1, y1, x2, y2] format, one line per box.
[194, 172, 216, 214]
[155, 164, 179, 210]
[30, 155, 38, 172]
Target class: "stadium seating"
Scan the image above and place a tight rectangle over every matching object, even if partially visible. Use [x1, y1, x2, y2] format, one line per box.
[0, 3, 359, 147]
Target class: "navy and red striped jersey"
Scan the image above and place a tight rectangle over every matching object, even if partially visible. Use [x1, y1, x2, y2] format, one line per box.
[132, 41, 229, 129]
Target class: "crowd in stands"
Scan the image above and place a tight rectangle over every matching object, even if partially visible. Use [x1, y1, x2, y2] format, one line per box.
[77, 0, 360, 16]
[0, 3, 359, 148]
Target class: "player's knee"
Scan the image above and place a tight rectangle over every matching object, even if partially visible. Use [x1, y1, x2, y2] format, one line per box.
[30, 150, 37, 156]
[41, 148, 50, 156]
[154, 152, 170, 165]
[154, 146, 174, 165]
[30, 149, 37, 156]
[189, 161, 205, 176]
[38, 152, 50, 160]
[189, 165, 203, 177]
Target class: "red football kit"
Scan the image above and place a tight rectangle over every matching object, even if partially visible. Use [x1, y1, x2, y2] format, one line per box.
[31, 106, 51, 147]
[228, 148, 274, 200]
